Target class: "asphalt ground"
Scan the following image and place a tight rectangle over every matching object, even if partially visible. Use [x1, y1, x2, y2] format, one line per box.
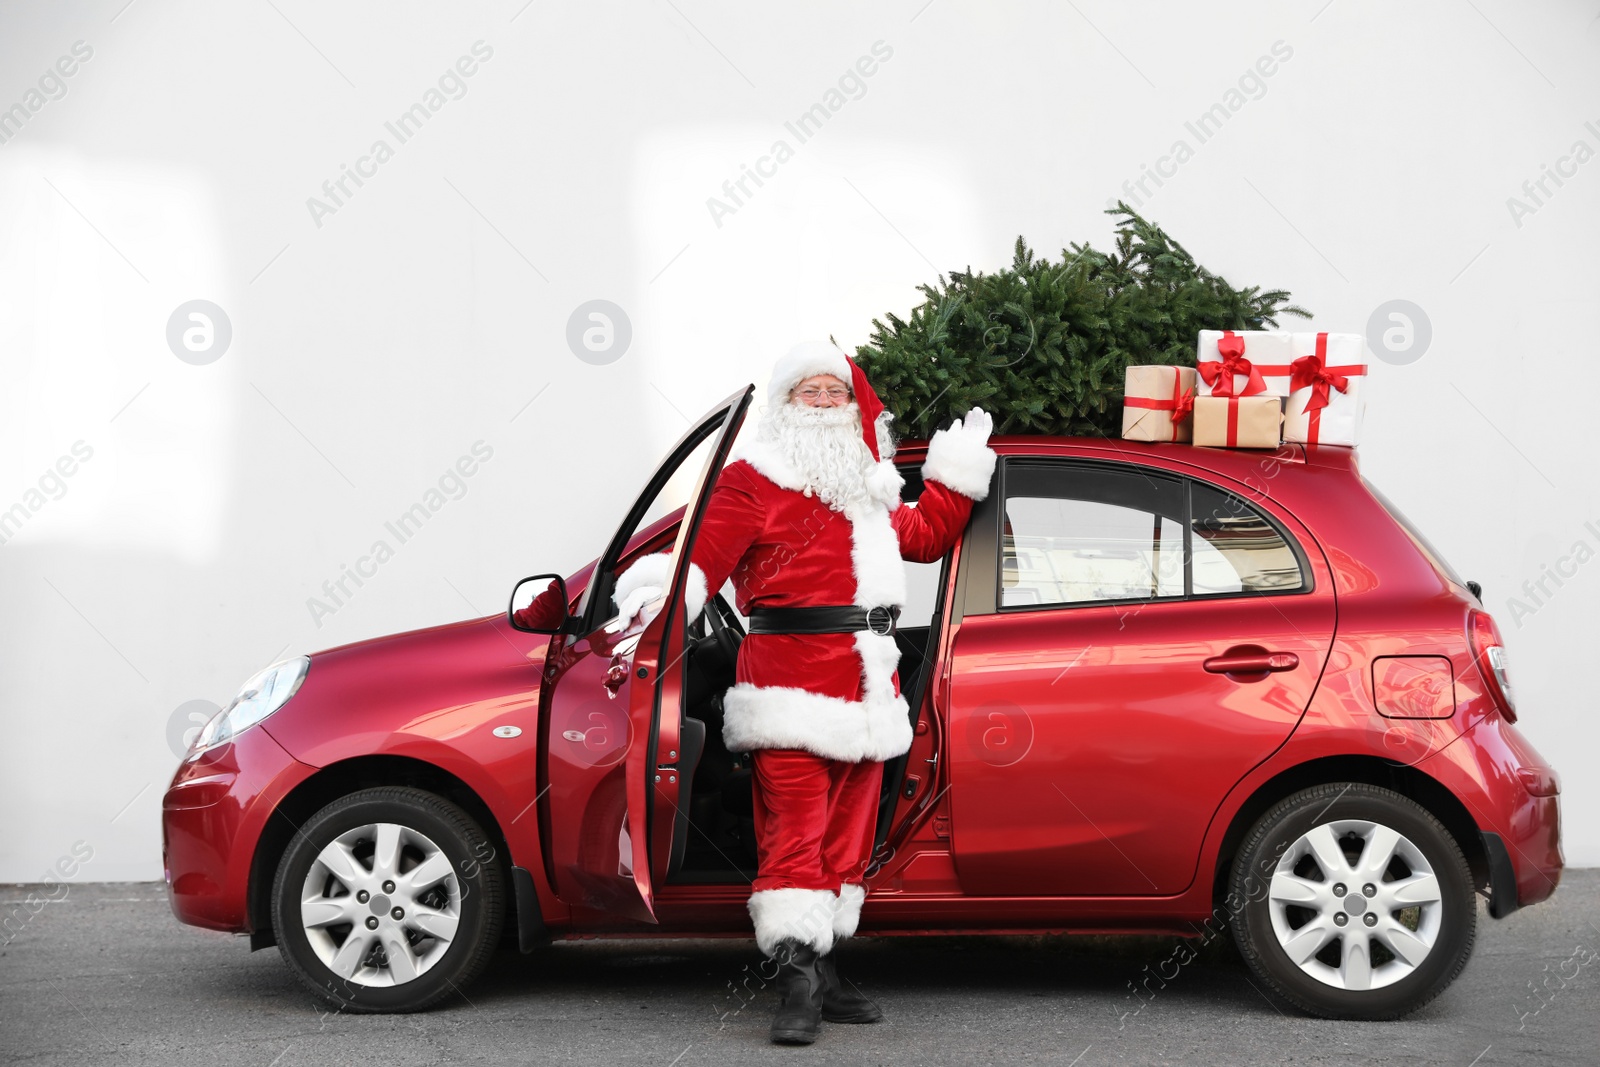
[2, 872, 1596, 1066]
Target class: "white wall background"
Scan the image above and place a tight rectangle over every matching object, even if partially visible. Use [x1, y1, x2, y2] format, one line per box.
[1, 0, 1596, 882]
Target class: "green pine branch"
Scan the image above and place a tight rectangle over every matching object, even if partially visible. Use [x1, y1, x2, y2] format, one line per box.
[856, 201, 1312, 439]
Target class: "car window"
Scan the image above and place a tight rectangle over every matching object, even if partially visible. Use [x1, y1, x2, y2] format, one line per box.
[1189, 482, 1309, 595]
[994, 461, 1311, 610]
[999, 464, 1185, 607]
[580, 400, 743, 634]
[894, 467, 946, 626]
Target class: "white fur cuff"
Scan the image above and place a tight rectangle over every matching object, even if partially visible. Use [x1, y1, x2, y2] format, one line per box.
[748, 887, 838, 956]
[611, 551, 708, 627]
[922, 418, 997, 501]
[681, 562, 709, 627]
[612, 551, 670, 611]
[722, 683, 913, 763]
[833, 882, 866, 939]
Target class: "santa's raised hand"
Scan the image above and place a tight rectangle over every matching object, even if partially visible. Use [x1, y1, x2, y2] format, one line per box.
[956, 406, 993, 442]
[921, 406, 995, 492]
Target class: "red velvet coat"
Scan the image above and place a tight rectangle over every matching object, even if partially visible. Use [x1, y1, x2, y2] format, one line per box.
[613, 423, 997, 763]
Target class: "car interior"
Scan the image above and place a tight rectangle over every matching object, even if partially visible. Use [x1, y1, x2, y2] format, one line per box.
[665, 468, 950, 884]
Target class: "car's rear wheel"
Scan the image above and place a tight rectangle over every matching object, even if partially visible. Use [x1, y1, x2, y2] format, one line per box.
[1229, 783, 1475, 1019]
[270, 786, 504, 1013]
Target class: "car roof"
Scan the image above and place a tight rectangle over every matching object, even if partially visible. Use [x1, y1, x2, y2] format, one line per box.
[897, 434, 1361, 481]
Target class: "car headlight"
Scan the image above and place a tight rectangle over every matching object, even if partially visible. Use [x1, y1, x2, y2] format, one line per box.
[187, 656, 311, 761]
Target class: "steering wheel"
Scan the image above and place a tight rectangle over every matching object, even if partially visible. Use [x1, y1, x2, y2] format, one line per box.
[701, 591, 744, 665]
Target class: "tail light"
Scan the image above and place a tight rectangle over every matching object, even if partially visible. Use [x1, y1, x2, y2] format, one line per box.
[1467, 609, 1517, 723]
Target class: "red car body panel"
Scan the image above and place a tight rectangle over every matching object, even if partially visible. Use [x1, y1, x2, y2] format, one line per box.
[163, 724, 316, 932]
[161, 434, 1563, 945]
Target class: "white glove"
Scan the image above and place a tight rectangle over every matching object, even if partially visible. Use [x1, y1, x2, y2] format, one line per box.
[957, 405, 993, 443]
[922, 405, 998, 501]
[605, 585, 665, 634]
[604, 553, 709, 636]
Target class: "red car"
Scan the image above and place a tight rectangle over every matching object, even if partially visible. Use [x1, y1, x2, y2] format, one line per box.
[163, 384, 1562, 1020]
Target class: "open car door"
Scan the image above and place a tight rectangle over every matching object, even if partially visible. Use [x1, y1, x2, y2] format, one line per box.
[538, 385, 752, 923]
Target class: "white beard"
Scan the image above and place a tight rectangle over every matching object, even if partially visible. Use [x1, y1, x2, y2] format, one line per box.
[759, 400, 877, 513]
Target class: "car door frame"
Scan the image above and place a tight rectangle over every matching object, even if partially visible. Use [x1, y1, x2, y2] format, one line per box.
[537, 384, 753, 924]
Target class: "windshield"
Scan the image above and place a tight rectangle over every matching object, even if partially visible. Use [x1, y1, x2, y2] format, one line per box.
[1362, 477, 1469, 592]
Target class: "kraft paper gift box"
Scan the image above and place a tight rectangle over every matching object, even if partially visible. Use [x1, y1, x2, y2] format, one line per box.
[1192, 394, 1283, 449]
[1196, 330, 1298, 398]
[1122, 365, 1198, 442]
[1283, 331, 1370, 446]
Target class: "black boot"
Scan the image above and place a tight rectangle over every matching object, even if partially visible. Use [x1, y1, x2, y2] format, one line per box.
[768, 937, 825, 1044]
[816, 949, 883, 1023]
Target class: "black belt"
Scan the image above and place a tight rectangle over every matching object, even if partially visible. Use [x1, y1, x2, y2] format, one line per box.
[748, 604, 901, 636]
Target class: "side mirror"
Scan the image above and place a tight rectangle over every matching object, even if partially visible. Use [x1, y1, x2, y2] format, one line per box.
[508, 573, 572, 634]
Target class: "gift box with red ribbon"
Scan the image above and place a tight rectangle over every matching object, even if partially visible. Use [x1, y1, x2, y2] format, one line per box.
[1192, 394, 1283, 449]
[1196, 330, 1298, 398]
[1283, 332, 1370, 446]
[1121, 365, 1198, 442]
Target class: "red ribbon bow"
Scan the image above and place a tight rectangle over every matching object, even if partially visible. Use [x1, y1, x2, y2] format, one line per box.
[1169, 377, 1195, 424]
[1200, 332, 1267, 398]
[1124, 370, 1196, 440]
[1289, 333, 1352, 413]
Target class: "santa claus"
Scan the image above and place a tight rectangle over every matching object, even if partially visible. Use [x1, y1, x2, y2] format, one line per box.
[608, 340, 996, 1044]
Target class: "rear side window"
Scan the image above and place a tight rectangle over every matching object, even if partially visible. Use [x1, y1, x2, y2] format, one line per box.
[1362, 477, 1468, 590]
[997, 461, 1310, 610]
[1190, 482, 1309, 594]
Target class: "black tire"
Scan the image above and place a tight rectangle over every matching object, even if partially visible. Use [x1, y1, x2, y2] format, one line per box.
[1228, 782, 1475, 1020]
[270, 786, 504, 1013]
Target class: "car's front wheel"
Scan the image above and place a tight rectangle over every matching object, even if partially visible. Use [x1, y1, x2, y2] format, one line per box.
[270, 786, 504, 1013]
[1229, 783, 1476, 1019]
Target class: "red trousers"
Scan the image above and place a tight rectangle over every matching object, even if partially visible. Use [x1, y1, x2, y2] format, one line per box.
[750, 749, 883, 893]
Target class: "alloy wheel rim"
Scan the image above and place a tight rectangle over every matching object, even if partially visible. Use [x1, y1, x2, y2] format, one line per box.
[299, 821, 462, 988]
[1266, 818, 1443, 991]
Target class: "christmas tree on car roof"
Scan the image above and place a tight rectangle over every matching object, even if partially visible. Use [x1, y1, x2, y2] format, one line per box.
[852, 202, 1312, 442]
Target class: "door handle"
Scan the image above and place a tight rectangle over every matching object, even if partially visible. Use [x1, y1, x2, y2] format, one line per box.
[1203, 649, 1299, 674]
[602, 656, 629, 698]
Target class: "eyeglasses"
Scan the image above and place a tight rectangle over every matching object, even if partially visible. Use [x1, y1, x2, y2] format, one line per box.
[793, 387, 851, 401]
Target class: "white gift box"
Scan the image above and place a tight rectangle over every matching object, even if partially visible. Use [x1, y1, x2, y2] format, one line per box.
[1282, 332, 1370, 446]
[1196, 330, 1298, 398]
